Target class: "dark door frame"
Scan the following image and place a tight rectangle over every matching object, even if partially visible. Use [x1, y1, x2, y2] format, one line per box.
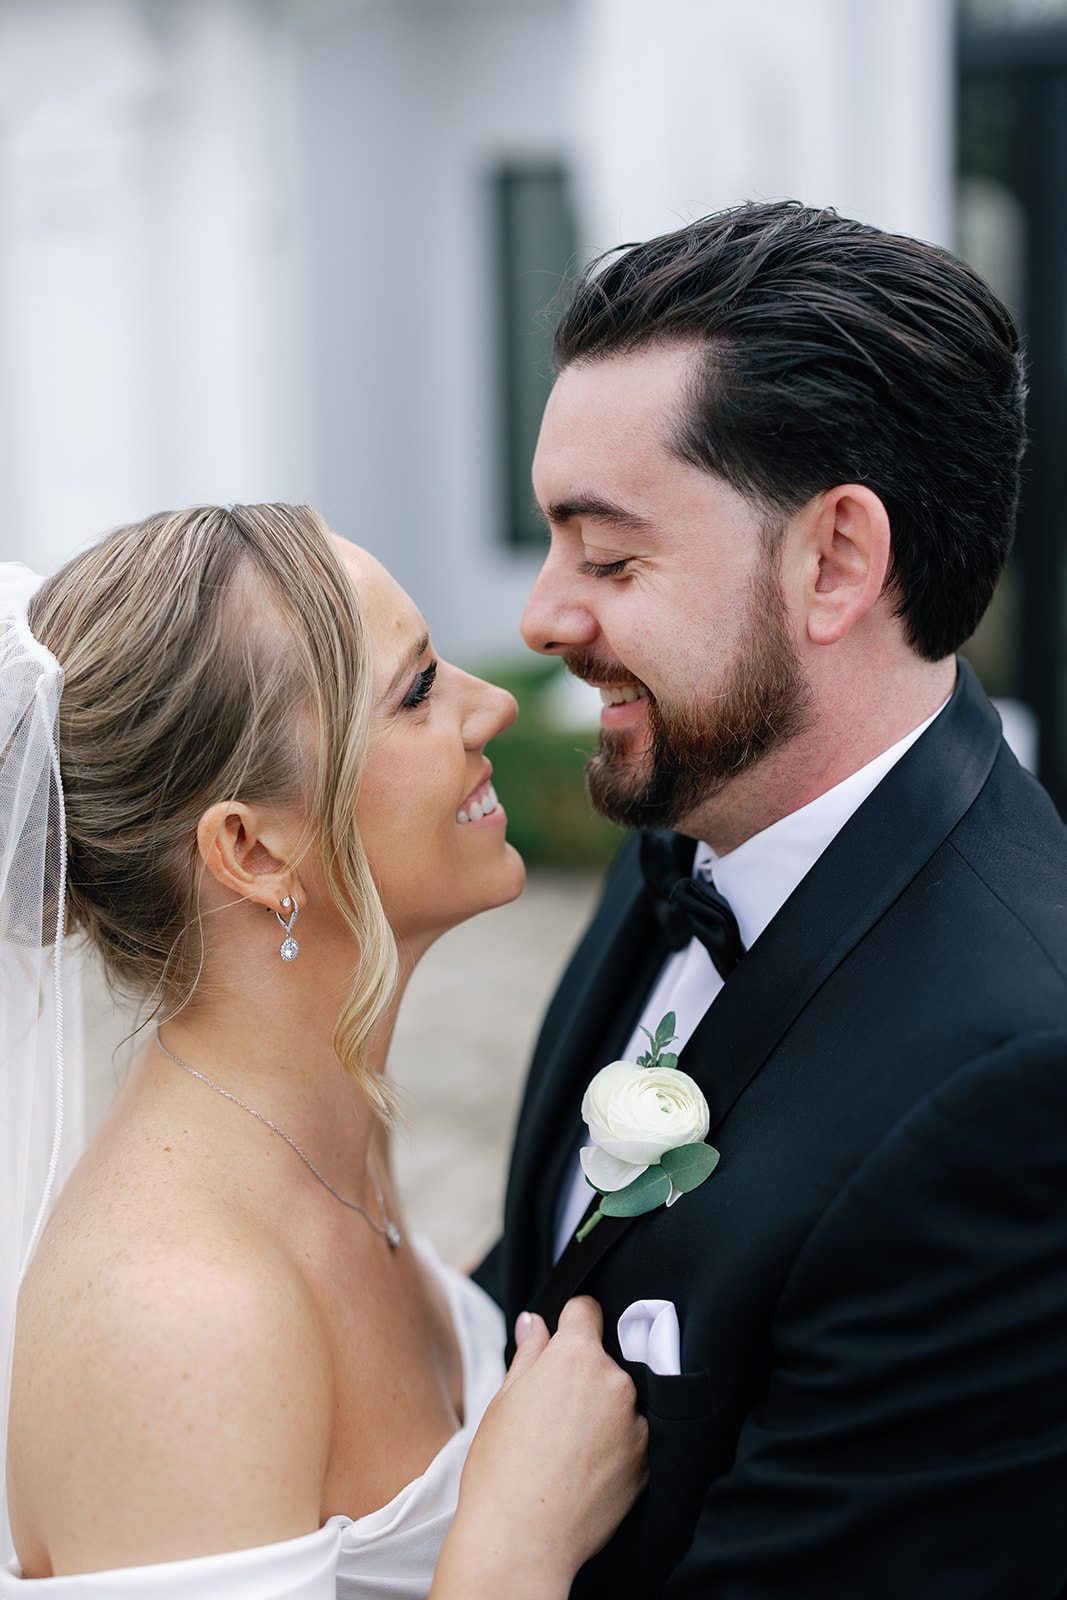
[960, 22, 1067, 810]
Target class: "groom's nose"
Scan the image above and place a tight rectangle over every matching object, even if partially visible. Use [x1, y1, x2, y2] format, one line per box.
[521, 540, 600, 657]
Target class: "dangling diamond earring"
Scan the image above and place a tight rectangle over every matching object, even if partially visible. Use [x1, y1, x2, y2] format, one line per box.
[276, 896, 300, 962]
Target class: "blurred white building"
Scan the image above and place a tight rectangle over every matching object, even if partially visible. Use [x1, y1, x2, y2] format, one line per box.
[0, 0, 954, 660]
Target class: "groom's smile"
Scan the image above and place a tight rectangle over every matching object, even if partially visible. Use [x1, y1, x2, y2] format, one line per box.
[561, 652, 652, 735]
[523, 343, 811, 842]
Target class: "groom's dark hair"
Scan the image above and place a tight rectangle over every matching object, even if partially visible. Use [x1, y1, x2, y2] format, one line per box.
[552, 200, 1026, 662]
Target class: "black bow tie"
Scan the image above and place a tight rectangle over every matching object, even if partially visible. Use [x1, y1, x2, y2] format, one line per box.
[640, 829, 746, 981]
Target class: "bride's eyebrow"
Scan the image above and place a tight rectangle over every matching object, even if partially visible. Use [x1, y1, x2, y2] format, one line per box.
[383, 631, 431, 702]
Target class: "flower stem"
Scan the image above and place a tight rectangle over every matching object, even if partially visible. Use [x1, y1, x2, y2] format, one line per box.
[576, 1208, 603, 1243]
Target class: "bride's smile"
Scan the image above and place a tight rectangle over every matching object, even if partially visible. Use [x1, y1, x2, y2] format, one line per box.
[337, 540, 525, 959]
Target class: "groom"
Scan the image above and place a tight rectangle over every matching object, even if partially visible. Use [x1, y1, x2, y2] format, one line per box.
[477, 202, 1067, 1596]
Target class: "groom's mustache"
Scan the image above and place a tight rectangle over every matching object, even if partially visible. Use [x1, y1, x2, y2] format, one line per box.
[560, 652, 653, 699]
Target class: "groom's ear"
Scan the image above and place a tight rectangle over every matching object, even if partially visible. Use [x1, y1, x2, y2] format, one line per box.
[784, 484, 893, 648]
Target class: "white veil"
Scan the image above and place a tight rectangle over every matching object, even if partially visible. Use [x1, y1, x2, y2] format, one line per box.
[0, 564, 84, 1567]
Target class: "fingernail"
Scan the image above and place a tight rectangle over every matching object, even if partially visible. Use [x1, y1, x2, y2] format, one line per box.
[515, 1310, 532, 1345]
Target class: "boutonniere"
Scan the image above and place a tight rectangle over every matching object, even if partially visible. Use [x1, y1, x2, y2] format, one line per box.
[576, 1012, 719, 1242]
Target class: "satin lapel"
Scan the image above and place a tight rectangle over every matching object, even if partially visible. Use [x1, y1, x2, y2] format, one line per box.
[502, 835, 668, 1282]
[525, 659, 1003, 1316]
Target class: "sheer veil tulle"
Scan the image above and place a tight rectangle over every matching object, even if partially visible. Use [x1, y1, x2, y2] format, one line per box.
[0, 564, 84, 1567]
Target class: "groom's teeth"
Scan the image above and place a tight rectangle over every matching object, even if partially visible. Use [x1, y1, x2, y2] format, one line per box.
[469, 799, 484, 821]
[457, 809, 469, 824]
[599, 685, 647, 706]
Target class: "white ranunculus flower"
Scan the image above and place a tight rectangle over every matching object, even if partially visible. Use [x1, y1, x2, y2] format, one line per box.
[579, 1059, 710, 1192]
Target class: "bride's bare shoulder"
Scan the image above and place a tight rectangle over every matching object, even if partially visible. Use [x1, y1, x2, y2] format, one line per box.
[9, 1162, 333, 1577]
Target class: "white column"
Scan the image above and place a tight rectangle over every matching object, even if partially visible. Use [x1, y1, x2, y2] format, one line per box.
[0, 0, 311, 576]
[0, 0, 161, 572]
[572, 0, 955, 254]
[152, 0, 312, 510]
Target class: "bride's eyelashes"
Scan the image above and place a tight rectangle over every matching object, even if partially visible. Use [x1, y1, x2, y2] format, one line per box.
[403, 658, 438, 710]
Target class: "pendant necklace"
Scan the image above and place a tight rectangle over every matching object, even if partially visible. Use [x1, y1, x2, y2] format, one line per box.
[155, 1031, 403, 1248]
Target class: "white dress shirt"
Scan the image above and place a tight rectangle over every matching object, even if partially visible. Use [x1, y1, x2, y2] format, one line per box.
[553, 700, 947, 1259]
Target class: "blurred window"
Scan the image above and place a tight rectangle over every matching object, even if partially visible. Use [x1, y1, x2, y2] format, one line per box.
[496, 165, 577, 547]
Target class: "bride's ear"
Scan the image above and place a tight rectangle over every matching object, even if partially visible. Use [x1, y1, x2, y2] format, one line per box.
[197, 801, 307, 912]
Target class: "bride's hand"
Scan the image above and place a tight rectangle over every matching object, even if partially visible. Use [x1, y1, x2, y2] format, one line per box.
[431, 1296, 648, 1600]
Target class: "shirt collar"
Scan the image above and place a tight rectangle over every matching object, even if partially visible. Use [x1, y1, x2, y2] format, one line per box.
[693, 699, 948, 951]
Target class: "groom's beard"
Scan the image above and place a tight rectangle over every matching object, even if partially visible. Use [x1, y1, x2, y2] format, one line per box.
[566, 567, 813, 832]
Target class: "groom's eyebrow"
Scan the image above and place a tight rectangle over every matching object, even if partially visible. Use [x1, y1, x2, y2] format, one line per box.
[384, 631, 431, 701]
[543, 494, 653, 532]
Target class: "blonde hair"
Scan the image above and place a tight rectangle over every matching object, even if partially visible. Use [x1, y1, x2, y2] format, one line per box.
[29, 504, 397, 1115]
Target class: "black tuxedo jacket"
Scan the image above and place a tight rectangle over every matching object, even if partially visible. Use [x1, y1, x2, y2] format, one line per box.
[479, 661, 1067, 1597]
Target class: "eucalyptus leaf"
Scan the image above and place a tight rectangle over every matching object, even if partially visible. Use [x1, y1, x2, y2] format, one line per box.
[656, 1011, 677, 1046]
[661, 1142, 720, 1190]
[657, 1052, 679, 1071]
[601, 1166, 672, 1217]
[639, 1012, 678, 1068]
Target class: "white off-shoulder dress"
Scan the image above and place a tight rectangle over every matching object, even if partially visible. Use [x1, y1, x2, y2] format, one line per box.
[2, 1240, 506, 1600]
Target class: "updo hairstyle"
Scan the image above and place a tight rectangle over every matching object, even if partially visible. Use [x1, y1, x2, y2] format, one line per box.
[28, 504, 396, 1113]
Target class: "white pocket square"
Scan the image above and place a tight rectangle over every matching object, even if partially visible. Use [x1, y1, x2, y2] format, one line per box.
[617, 1298, 681, 1376]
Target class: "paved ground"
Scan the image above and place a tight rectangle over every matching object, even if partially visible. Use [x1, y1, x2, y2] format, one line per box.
[81, 871, 603, 1268]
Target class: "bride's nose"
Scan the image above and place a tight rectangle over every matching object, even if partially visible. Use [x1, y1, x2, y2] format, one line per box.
[459, 672, 518, 748]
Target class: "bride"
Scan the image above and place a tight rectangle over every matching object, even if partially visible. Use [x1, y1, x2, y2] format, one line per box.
[0, 504, 646, 1596]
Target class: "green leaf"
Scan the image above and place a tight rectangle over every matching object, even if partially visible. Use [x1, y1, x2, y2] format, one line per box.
[600, 1166, 672, 1217]
[661, 1142, 720, 1191]
[639, 1012, 679, 1068]
[656, 1052, 679, 1071]
[655, 1011, 677, 1047]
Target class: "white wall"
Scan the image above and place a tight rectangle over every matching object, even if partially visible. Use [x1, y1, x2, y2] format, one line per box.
[293, 0, 574, 660]
[571, 0, 955, 255]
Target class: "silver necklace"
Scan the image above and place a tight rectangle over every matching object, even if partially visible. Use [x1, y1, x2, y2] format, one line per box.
[155, 1031, 402, 1248]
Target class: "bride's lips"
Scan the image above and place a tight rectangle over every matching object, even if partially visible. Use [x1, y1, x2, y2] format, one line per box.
[456, 767, 504, 825]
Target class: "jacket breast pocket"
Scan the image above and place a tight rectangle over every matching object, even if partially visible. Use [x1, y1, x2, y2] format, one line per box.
[644, 1367, 716, 1422]
[642, 1368, 719, 1578]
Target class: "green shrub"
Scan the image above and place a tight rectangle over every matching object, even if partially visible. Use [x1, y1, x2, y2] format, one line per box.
[477, 658, 625, 869]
